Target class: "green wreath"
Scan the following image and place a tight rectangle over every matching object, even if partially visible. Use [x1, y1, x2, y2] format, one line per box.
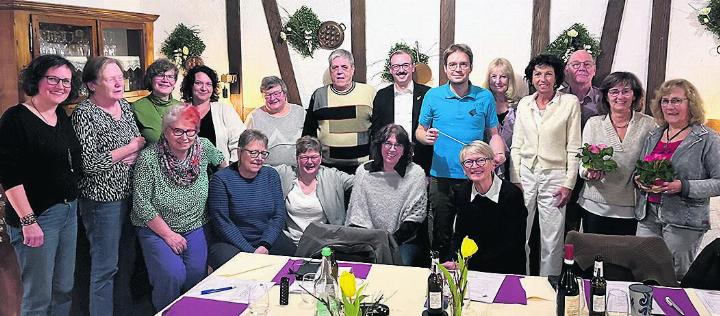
[281, 6, 321, 58]
[697, 0, 720, 52]
[161, 24, 206, 70]
[544, 23, 601, 62]
[381, 42, 430, 83]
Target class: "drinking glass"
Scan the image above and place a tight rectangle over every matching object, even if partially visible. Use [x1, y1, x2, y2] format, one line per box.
[300, 273, 317, 306]
[248, 282, 270, 316]
[607, 289, 629, 316]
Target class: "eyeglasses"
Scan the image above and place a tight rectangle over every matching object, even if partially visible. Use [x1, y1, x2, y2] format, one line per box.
[660, 97, 688, 107]
[298, 155, 321, 162]
[44, 76, 72, 88]
[155, 73, 177, 81]
[568, 62, 594, 70]
[389, 63, 412, 72]
[170, 128, 198, 137]
[193, 81, 213, 89]
[382, 142, 404, 150]
[263, 91, 284, 99]
[243, 149, 270, 159]
[462, 157, 492, 168]
[446, 62, 471, 71]
[608, 89, 633, 97]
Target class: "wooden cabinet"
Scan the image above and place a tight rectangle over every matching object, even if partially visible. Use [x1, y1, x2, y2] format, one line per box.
[0, 0, 158, 114]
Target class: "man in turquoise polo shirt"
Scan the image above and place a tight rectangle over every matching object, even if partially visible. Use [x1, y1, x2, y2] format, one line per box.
[416, 44, 506, 260]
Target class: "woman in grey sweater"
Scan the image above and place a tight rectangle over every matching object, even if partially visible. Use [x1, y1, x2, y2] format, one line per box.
[345, 124, 427, 266]
[634, 79, 720, 279]
[577, 72, 655, 235]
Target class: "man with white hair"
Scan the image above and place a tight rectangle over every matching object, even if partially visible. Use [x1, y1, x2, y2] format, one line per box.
[303, 49, 376, 174]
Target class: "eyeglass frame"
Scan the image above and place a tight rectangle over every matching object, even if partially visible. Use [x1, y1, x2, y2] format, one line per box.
[43, 76, 72, 88]
[242, 149, 270, 159]
[389, 63, 413, 72]
[446, 62, 471, 71]
[155, 73, 177, 81]
[568, 62, 595, 70]
[170, 128, 198, 137]
[263, 90, 284, 99]
[462, 157, 493, 168]
[660, 97, 688, 107]
[298, 154, 321, 162]
[607, 88, 633, 97]
[382, 141, 404, 150]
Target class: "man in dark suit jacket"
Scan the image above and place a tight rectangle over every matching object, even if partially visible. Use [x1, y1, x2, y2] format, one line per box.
[369, 49, 432, 175]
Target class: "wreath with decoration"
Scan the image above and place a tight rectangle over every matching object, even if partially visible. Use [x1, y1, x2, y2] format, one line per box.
[161, 24, 206, 70]
[381, 42, 430, 83]
[696, 0, 720, 52]
[544, 23, 601, 62]
[280, 6, 322, 58]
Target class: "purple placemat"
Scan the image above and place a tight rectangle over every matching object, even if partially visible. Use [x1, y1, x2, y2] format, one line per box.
[162, 297, 248, 316]
[652, 287, 700, 316]
[270, 259, 373, 285]
[494, 275, 527, 305]
[583, 279, 591, 307]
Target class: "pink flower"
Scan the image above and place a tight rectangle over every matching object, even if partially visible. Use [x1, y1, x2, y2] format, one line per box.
[597, 144, 607, 150]
[589, 144, 600, 154]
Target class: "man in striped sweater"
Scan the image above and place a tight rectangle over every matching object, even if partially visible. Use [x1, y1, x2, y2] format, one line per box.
[302, 49, 376, 174]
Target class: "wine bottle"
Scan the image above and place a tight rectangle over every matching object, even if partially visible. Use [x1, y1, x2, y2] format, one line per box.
[589, 256, 607, 316]
[427, 251, 444, 315]
[556, 244, 580, 316]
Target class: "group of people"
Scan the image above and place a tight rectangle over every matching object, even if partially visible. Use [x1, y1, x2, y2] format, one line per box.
[0, 40, 718, 316]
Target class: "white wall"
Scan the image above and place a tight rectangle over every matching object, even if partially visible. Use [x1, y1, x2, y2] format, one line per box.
[37, 0, 720, 119]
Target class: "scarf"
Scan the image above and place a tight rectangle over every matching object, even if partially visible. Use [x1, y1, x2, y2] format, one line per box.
[157, 134, 203, 187]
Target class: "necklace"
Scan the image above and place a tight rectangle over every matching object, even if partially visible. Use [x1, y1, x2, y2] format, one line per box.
[609, 114, 630, 129]
[664, 124, 690, 149]
[29, 97, 51, 125]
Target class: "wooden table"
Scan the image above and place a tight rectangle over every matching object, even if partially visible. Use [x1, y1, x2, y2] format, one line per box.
[160, 253, 715, 315]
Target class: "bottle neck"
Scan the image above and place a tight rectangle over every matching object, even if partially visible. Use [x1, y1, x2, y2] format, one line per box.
[594, 261, 604, 278]
[564, 258, 574, 265]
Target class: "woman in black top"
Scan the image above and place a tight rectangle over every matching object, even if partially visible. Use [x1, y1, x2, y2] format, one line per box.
[0, 54, 82, 316]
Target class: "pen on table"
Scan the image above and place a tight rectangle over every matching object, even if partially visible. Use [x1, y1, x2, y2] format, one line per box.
[201, 286, 236, 295]
[665, 296, 685, 316]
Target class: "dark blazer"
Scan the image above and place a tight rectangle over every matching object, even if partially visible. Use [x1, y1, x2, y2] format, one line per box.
[369, 82, 432, 175]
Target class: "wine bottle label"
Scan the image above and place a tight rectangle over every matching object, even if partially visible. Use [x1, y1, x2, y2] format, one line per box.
[429, 292, 442, 309]
[564, 295, 580, 316]
[592, 295, 606, 312]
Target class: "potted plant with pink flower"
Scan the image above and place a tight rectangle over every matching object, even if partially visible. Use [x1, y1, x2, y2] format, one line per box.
[576, 143, 618, 179]
[635, 153, 676, 193]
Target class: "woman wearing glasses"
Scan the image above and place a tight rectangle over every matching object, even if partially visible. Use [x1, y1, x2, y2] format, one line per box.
[0, 54, 82, 316]
[180, 65, 245, 163]
[207, 129, 297, 269]
[274, 136, 354, 245]
[72, 56, 146, 315]
[441, 141, 527, 274]
[245, 76, 305, 166]
[510, 54, 581, 276]
[345, 124, 427, 266]
[131, 105, 225, 310]
[132, 58, 182, 143]
[575, 72, 655, 236]
[634, 79, 720, 279]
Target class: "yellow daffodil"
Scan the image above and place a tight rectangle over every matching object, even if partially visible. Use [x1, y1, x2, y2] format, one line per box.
[339, 271, 356, 298]
[182, 46, 189, 56]
[460, 236, 478, 258]
[700, 7, 711, 15]
[567, 29, 579, 38]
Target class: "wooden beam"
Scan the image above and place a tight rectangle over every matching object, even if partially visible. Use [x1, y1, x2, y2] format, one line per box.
[350, 0, 366, 83]
[225, 0, 241, 95]
[646, 0, 671, 110]
[261, 0, 301, 105]
[531, 0, 551, 57]
[438, 0, 455, 85]
[595, 0, 626, 86]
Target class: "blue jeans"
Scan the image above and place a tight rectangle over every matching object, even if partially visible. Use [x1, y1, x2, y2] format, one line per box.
[9, 200, 78, 316]
[399, 241, 420, 266]
[79, 198, 133, 316]
[137, 226, 208, 311]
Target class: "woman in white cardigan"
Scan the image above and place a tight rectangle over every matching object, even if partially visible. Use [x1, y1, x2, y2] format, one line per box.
[578, 72, 655, 236]
[510, 54, 581, 276]
[180, 65, 245, 163]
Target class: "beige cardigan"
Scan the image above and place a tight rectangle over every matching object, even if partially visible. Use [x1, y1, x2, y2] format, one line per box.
[209, 101, 246, 163]
[509, 92, 582, 189]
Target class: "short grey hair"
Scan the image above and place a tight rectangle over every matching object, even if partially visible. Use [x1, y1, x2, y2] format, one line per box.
[260, 76, 288, 94]
[295, 136, 322, 157]
[237, 129, 269, 150]
[459, 140, 494, 162]
[328, 49, 354, 67]
[162, 105, 201, 131]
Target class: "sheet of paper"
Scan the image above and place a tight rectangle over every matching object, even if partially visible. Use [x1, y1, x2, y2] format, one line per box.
[185, 275, 274, 304]
[289, 277, 364, 294]
[604, 281, 664, 315]
[520, 276, 555, 301]
[696, 290, 720, 315]
[466, 271, 506, 303]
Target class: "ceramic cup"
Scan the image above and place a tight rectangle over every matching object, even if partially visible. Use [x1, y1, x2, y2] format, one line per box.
[628, 283, 653, 316]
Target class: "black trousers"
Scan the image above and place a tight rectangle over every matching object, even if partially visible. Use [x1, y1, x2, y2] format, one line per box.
[582, 209, 638, 236]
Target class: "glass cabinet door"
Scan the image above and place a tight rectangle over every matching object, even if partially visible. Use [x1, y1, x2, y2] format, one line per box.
[101, 22, 146, 92]
[33, 16, 97, 58]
